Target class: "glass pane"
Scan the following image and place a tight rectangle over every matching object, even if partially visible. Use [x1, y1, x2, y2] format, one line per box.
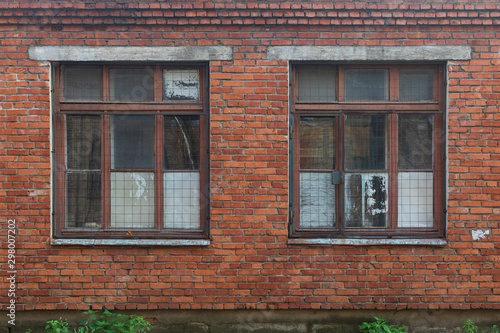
[398, 172, 433, 228]
[300, 172, 335, 228]
[66, 172, 101, 228]
[398, 115, 433, 170]
[109, 68, 154, 101]
[63, 66, 102, 100]
[111, 115, 154, 170]
[299, 117, 335, 170]
[345, 115, 387, 171]
[164, 116, 200, 170]
[110, 172, 154, 229]
[164, 172, 200, 229]
[297, 65, 336, 101]
[344, 69, 389, 101]
[66, 115, 101, 170]
[399, 69, 434, 101]
[163, 69, 200, 101]
[345, 173, 388, 228]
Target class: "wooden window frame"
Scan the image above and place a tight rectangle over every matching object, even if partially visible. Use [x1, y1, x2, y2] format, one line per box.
[290, 63, 445, 239]
[53, 63, 208, 239]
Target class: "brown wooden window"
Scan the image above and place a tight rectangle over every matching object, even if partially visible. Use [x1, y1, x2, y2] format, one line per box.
[53, 64, 208, 239]
[291, 64, 445, 239]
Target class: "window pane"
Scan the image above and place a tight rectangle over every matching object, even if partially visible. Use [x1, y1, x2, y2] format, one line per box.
[300, 172, 335, 228]
[163, 69, 200, 101]
[297, 65, 336, 101]
[111, 115, 155, 170]
[345, 173, 388, 228]
[110, 172, 154, 229]
[398, 115, 433, 170]
[109, 68, 154, 101]
[345, 115, 387, 171]
[398, 172, 433, 228]
[164, 172, 200, 229]
[66, 172, 101, 228]
[344, 69, 389, 101]
[164, 116, 200, 170]
[63, 66, 102, 100]
[399, 69, 434, 101]
[299, 117, 336, 170]
[67, 115, 101, 170]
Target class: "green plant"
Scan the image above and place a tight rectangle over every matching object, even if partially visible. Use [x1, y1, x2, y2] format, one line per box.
[45, 320, 73, 333]
[457, 320, 499, 333]
[43, 310, 150, 333]
[80, 309, 150, 333]
[359, 317, 406, 333]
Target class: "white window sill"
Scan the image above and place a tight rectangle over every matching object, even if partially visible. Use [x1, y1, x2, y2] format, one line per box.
[51, 238, 210, 246]
[288, 238, 447, 246]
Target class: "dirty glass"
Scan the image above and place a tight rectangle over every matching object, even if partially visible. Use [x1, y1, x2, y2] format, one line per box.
[299, 117, 336, 170]
[398, 172, 433, 228]
[110, 115, 154, 170]
[110, 172, 155, 229]
[344, 173, 388, 228]
[398, 115, 433, 170]
[66, 115, 101, 170]
[164, 116, 200, 170]
[297, 65, 336, 102]
[64, 66, 102, 100]
[344, 69, 389, 101]
[164, 172, 200, 229]
[300, 172, 336, 228]
[163, 69, 200, 101]
[399, 69, 434, 101]
[66, 172, 101, 228]
[109, 68, 155, 101]
[345, 115, 387, 171]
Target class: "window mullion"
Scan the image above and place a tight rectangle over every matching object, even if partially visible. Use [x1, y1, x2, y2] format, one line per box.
[388, 113, 399, 231]
[338, 114, 345, 236]
[103, 65, 109, 102]
[154, 67, 162, 102]
[155, 114, 164, 231]
[338, 67, 345, 102]
[102, 114, 111, 231]
[390, 68, 399, 102]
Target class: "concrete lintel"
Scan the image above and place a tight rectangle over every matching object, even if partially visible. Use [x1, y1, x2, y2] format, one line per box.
[51, 238, 210, 246]
[28, 46, 233, 62]
[288, 238, 447, 246]
[267, 46, 471, 61]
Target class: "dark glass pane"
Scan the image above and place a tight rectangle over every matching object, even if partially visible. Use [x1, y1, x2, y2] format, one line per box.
[399, 69, 434, 101]
[297, 65, 336, 101]
[163, 69, 200, 101]
[111, 115, 154, 169]
[299, 117, 335, 170]
[344, 69, 389, 101]
[398, 115, 433, 170]
[67, 115, 101, 170]
[164, 116, 200, 170]
[345, 173, 388, 228]
[63, 66, 102, 100]
[66, 172, 101, 228]
[345, 115, 387, 171]
[109, 68, 154, 101]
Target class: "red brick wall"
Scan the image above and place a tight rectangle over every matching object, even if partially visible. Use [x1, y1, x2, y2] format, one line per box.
[1, 1, 500, 312]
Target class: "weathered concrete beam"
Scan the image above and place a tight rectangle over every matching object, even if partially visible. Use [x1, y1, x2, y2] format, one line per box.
[267, 45, 472, 61]
[28, 46, 233, 62]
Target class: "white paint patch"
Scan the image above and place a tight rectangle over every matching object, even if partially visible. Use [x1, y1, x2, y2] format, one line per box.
[471, 229, 490, 241]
